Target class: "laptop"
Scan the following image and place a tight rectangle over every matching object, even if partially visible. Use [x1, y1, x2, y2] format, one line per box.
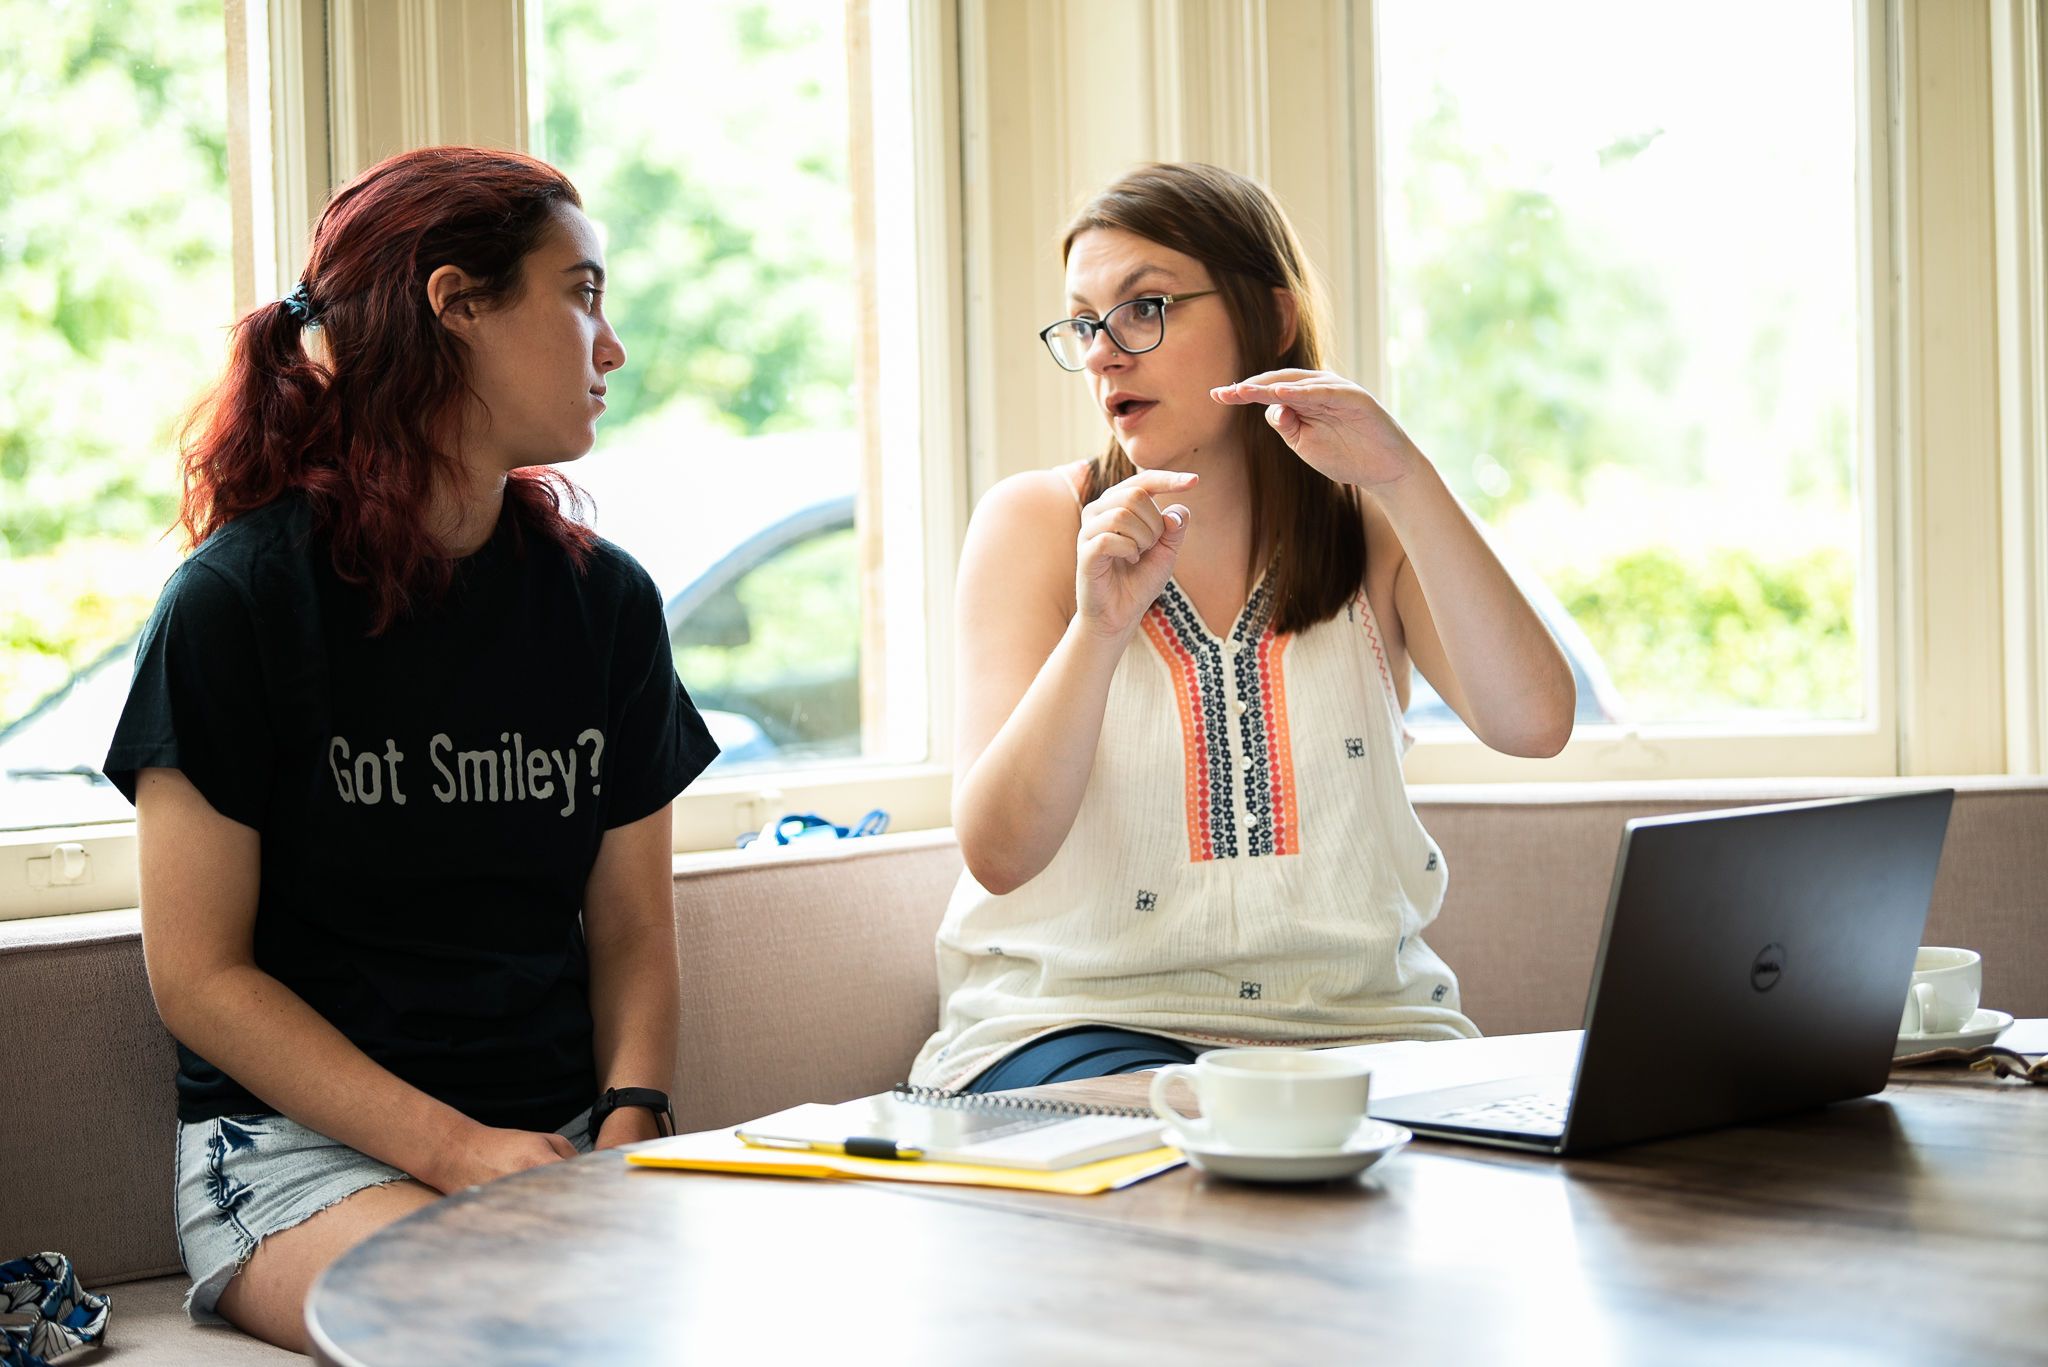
[1362, 789, 1954, 1155]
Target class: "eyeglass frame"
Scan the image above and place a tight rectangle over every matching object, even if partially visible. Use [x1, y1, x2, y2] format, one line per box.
[1037, 290, 1220, 371]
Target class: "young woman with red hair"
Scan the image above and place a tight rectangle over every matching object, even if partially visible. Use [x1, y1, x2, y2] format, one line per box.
[103, 146, 716, 1349]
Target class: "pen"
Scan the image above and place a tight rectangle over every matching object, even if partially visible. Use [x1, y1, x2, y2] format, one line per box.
[736, 1131, 927, 1161]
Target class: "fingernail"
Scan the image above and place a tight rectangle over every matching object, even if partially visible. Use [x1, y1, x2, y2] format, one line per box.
[1164, 508, 1185, 528]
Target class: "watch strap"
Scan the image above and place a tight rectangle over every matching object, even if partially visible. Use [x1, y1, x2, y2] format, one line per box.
[592, 1086, 676, 1138]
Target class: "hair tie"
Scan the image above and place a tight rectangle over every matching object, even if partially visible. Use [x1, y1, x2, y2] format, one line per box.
[282, 281, 316, 325]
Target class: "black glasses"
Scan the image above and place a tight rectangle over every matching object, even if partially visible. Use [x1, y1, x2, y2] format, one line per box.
[1038, 290, 1219, 371]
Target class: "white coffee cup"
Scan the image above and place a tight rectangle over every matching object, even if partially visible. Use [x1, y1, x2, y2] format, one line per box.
[1899, 946, 1982, 1035]
[1149, 1048, 1372, 1153]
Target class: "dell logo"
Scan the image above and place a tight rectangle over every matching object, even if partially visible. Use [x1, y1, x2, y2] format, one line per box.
[1751, 944, 1785, 992]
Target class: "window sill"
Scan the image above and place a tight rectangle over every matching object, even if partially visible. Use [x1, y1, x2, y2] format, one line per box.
[673, 761, 952, 853]
[0, 823, 140, 921]
[1402, 721, 1900, 783]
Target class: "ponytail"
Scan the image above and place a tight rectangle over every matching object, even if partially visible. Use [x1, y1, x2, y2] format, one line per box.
[178, 290, 333, 548]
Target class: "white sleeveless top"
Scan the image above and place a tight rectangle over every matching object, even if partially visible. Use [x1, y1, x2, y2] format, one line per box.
[910, 469, 1480, 1089]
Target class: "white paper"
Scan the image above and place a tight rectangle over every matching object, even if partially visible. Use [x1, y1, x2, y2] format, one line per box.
[1324, 1031, 1585, 1103]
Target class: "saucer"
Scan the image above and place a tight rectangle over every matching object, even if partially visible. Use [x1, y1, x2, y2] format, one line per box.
[1894, 1007, 2014, 1057]
[1171, 1119, 1412, 1184]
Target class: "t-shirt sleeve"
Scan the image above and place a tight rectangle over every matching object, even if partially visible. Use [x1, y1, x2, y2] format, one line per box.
[101, 559, 274, 830]
[602, 568, 719, 829]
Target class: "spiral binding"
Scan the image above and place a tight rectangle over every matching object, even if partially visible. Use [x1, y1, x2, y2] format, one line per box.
[889, 1081, 1153, 1120]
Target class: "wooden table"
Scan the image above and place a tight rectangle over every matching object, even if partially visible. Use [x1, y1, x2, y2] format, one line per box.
[308, 1061, 2048, 1366]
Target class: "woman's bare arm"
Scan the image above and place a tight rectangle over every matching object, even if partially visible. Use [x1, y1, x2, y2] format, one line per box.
[1373, 466, 1576, 756]
[137, 767, 574, 1190]
[580, 802, 679, 1147]
[1216, 372, 1574, 756]
[950, 466, 1193, 894]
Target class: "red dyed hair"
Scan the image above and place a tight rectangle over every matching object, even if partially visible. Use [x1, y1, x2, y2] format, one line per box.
[179, 146, 597, 631]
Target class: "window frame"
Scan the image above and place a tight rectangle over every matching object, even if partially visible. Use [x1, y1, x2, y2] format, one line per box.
[1, 0, 278, 916]
[326, 0, 968, 854]
[655, 0, 966, 848]
[953, 0, 2046, 786]
[1990, 0, 2048, 773]
[4, 0, 2044, 917]
[1368, 0, 1899, 783]
[0, 0, 963, 918]
[1378, 0, 2043, 783]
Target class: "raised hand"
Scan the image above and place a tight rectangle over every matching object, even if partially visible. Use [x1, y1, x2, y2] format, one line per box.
[1075, 468, 1196, 639]
[1211, 370, 1423, 490]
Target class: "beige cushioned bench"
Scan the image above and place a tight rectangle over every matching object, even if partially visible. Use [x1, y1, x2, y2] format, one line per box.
[3, 777, 2042, 1361]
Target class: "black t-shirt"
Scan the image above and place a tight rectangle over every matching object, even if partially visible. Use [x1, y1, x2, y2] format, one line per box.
[103, 495, 718, 1132]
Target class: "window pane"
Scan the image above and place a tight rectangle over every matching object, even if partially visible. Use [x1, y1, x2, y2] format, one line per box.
[530, 0, 868, 774]
[1379, 1, 1863, 729]
[0, 0, 230, 830]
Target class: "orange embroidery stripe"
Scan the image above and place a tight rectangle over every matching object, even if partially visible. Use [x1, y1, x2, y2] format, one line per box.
[1258, 631, 1298, 856]
[1141, 607, 1214, 859]
[1357, 592, 1394, 695]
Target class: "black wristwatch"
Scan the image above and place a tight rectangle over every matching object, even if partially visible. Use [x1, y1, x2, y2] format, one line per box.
[590, 1086, 676, 1138]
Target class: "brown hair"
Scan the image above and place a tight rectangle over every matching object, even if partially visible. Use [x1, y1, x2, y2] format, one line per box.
[1065, 162, 1363, 634]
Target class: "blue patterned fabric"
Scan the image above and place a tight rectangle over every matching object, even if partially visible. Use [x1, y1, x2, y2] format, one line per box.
[738, 808, 890, 848]
[962, 1026, 1201, 1092]
[0, 1253, 109, 1367]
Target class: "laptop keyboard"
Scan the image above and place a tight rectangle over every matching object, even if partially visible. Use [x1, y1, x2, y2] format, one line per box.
[1435, 1092, 1570, 1132]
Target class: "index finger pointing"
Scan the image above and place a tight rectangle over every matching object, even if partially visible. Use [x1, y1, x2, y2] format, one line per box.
[1211, 370, 1325, 404]
[1212, 380, 1305, 402]
[1112, 469, 1199, 496]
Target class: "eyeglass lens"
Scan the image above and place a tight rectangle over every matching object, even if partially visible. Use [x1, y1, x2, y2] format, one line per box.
[1045, 297, 1167, 370]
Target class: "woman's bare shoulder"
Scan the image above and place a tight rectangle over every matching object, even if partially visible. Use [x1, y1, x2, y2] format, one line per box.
[965, 466, 1087, 552]
[977, 464, 1087, 519]
[960, 466, 1086, 616]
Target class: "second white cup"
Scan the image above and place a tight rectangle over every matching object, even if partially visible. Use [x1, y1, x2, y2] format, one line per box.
[1899, 946, 1982, 1035]
[1150, 1048, 1372, 1152]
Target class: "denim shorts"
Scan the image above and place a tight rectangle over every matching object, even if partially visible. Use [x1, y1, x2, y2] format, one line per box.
[172, 1108, 593, 1324]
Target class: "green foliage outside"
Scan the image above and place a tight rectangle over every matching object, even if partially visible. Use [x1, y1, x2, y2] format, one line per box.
[1390, 100, 1684, 520]
[0, 0, 227, 729]
[1553, 548, 1858, 721]
[1387, 87, 1862, 724]
[0, 0, 860, 741]
[535, 0, 855, 439]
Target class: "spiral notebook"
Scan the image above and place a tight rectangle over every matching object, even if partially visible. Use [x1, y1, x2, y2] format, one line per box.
[626, 1083, 1179, 1194]
[732, 1083, 1163, 1171]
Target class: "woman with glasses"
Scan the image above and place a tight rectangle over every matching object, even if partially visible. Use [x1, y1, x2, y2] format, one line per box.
[102, 148, 716, 1349]
[911, 162, 1575, 1093]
